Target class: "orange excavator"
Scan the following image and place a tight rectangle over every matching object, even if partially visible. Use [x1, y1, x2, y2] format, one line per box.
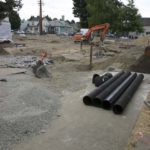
[73, 23, 110, 43]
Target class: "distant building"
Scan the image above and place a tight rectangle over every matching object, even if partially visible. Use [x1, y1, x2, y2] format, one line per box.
[141, 18, 150, 35]
[48, 20, 73, 35]
[42, 17, 50, 33]
[26, 16, 39, 33]
[20, 16, 79, 35]
[129, 17, 150, 38]
[20, 20, 29, 32]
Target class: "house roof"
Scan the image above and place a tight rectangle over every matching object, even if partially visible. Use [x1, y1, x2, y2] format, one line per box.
[141, 18, 150, 26]
[49, 20, 72, 28]
[28, 16, 40, 21]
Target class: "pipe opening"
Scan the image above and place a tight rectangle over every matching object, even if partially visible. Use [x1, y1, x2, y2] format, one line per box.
[92, 74, 99, 83]
[113, 105, 123, 114]
[83, 96, 92, 105]
[102, 100, 111, 110]
[93, 98, 101, 106]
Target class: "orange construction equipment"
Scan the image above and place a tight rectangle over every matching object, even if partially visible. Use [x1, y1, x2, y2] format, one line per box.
[73, 23, 110, 43]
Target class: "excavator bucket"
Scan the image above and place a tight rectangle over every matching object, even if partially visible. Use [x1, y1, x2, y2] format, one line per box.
[144, 46, 150, 57]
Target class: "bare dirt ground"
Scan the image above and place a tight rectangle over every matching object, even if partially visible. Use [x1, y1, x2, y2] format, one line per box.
[0, 34, 150, 150]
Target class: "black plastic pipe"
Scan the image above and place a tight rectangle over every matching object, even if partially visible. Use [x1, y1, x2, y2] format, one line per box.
[102, 73, 137, 109]
[93, 71, 131, 106]
[83, 71, 124, 105]
[113, 74, 144, 114]
[92, 73, 113, 87]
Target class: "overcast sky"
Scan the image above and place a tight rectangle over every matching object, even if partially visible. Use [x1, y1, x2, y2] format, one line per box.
[19, 0, 149, 21]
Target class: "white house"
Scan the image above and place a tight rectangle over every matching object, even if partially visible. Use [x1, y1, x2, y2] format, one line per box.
[42, 17, 50, 33]
[25, 16, 52, 34]
[26, 16, 39, 34]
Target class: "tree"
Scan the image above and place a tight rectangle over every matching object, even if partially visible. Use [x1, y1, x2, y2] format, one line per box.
[85, 0, 143, 35]
[119, 0, 143, 35]
[65, 20, 71, 24]
[0, 0, 22, 20]
[72, 0, 89, 28]
[9, 10, 21, 30]
[71, 20, 75, 24]
[28, 16, 35, 21]
[86, 0, 123, 26]
[45, 15, 52, 21]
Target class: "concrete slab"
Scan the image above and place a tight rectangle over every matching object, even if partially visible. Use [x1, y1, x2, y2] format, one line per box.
[13, 72, 150, 150]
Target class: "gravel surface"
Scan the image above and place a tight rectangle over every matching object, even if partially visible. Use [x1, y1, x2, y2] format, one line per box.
[0, 73, 61, 150]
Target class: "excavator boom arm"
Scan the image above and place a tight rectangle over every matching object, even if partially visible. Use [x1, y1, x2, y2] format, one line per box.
[85, 23, 110, 41]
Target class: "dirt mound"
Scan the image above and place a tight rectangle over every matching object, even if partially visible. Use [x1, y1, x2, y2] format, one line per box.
[145, 46, 150, 57]
[130, 55, 150, 73]
[0, 45, 9, 55]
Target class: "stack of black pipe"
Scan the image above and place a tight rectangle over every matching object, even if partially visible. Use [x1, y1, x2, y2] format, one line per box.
[83, 71, 144, 114]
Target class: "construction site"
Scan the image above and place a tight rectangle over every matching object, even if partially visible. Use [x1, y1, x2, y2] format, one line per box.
[0, 0, 150, 150]
[0, 29, 149, 150]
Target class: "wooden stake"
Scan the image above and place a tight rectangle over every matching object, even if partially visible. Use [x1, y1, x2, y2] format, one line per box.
[80, 40, 83, 51]
[90, 44, 93, 70]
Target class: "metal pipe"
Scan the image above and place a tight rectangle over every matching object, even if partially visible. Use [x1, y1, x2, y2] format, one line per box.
[102, 73, 137, 109]
[83, 71, 124, 105]
[113, 74, 144, 114]
[93, 71, 131, 106]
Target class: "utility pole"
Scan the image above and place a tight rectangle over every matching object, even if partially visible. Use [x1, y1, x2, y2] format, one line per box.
[38, 0, 43, 35]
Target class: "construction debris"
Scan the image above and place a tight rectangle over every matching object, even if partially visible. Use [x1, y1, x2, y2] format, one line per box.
[9, 71, 26, 75]
[32, 60, 50, 78]
[0, 55, 53, 68]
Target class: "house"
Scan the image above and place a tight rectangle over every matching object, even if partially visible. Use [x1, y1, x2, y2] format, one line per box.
[26, 16, 39, 34]
[70, 22, 80, 33]
[20, 20, 29, 32]
[23, 15, 79, 35]
[26, 16, 54, 34]
[42, 17, 50, 33]
[141, 18, 150, 35]
[129, 18, 150, 38]
[48, 20, 73, 35]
